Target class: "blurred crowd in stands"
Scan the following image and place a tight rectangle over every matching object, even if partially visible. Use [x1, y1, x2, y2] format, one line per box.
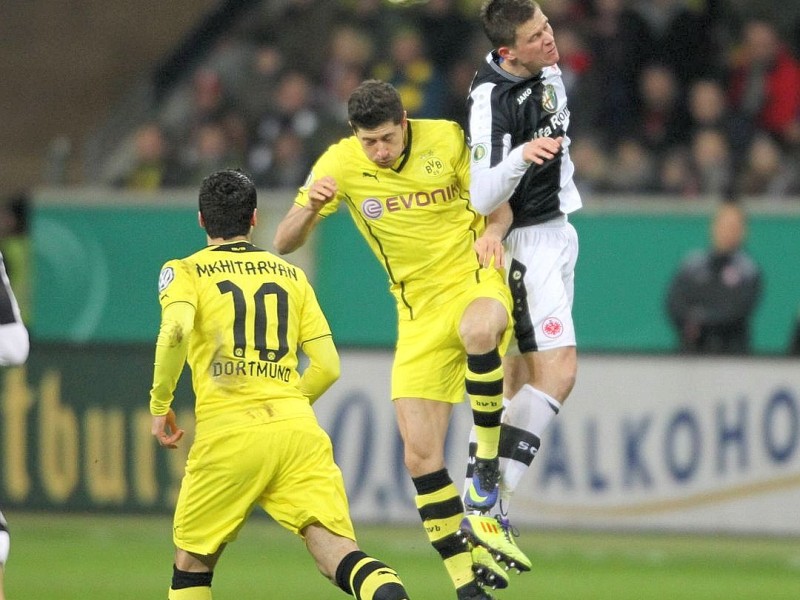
[101, 0, 800, 198]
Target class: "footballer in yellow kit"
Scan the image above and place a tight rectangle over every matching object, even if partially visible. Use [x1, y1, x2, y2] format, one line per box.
[294, 118, 512, 403]
[150, 169, 412, 600]
[275, 81, 515, 599]
[152, 242, 355, 553]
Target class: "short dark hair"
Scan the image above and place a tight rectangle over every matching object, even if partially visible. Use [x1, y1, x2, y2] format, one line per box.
[198, 169, 257, 239]
[347, 79, 404, 131]
[481, 0, 540, 48]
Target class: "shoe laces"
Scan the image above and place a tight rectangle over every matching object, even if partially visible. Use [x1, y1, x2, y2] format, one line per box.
[496, 515, 519, 541]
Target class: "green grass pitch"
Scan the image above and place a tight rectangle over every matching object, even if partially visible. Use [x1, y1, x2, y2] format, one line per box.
[3, 512, 800, 599]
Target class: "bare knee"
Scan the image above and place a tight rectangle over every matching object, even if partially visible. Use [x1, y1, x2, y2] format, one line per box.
[459, 299, 508, 354]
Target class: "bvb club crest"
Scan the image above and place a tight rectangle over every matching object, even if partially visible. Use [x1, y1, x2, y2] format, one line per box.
[541, 84, 558, 114]
[424, 156, 444, 176]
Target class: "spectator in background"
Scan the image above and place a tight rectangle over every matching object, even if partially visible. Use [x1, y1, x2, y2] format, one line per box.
[318, 65, 364, 143]
[372, 26, 447, 118]
[114, 122, 181, 190]
[634, 63, 689, 156]
[339, 0, 405, 56]
[735, 132, 800, 197]
[160, 68, 236, 147]
[656, 146, 699, 197]
[178, 120, 240, 187]
[581, 0, 654, 146]
[635, 0, 724, 87]
[570, 134, 611, 195]
[414, 0, 475, 71]
[238, 40, 286, 121]
[249, 70, 324, 181]
[666, 201, 762, 354]
[686, 78, 752, 160]
[321, 25, 374, 94]
[605, 137, 657, 193]
[727, 18, 800, 147]
[267, 0, 341, 82]
[688, 127, 732, 197]
[252, 129, 311, 189]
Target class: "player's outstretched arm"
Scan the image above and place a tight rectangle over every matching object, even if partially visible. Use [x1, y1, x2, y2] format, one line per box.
[273, 176, 337, 254]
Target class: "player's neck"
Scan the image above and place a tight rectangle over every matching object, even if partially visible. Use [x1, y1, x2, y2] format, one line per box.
[207, 235, 250, 246]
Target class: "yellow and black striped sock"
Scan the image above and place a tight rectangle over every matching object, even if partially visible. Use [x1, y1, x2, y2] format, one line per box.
[466, 348, 503, 460]
[412, 469, 474, 591]
[335, 550, 409, 600]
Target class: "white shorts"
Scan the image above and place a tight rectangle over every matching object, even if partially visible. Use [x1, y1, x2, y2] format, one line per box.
[505, 215, 578, 353]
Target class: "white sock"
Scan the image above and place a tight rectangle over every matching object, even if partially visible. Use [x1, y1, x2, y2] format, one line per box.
[499, 385, 560, 512]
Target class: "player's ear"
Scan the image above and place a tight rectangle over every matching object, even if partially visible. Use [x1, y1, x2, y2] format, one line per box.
[197, 211, 205, 228]
[497, 45, 514, 62]
[251, 208, 258, 228]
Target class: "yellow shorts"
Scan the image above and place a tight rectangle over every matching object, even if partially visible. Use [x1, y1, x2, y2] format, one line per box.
[173, 416, 355, 555]
[392, 268, 512, 403]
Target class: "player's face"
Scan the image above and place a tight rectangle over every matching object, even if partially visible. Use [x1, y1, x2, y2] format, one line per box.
[354, 118, 407, 168]
[503, 9, 559, 77]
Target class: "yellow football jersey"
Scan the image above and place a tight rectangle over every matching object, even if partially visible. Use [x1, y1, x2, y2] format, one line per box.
[295, 119, 487, 319]
[156, 241, 331, 436]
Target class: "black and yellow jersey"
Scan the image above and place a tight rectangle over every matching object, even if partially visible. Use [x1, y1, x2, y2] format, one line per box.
[295, 119, 488, 319]
[155, 241, 330, 435]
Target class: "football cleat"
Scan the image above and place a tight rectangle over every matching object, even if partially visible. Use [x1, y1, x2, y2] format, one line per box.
[464, 457, 500, 512]
[470, 545, 509, 589]
[459, 514, 532, 572]
[455, 580, 496, 600]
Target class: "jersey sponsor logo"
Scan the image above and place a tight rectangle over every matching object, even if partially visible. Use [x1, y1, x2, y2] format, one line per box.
[471, 143, 487, 163]
[541, 84, 558, 113]
[158, 267, 175, 293]
[362, 170, 379, 181]
[361, 184, 461, 219]
[362, 197, 384, 219]
[516, 87, 532, 105]
[542, 317, 563, 338]
[532, 106, 570, 139]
